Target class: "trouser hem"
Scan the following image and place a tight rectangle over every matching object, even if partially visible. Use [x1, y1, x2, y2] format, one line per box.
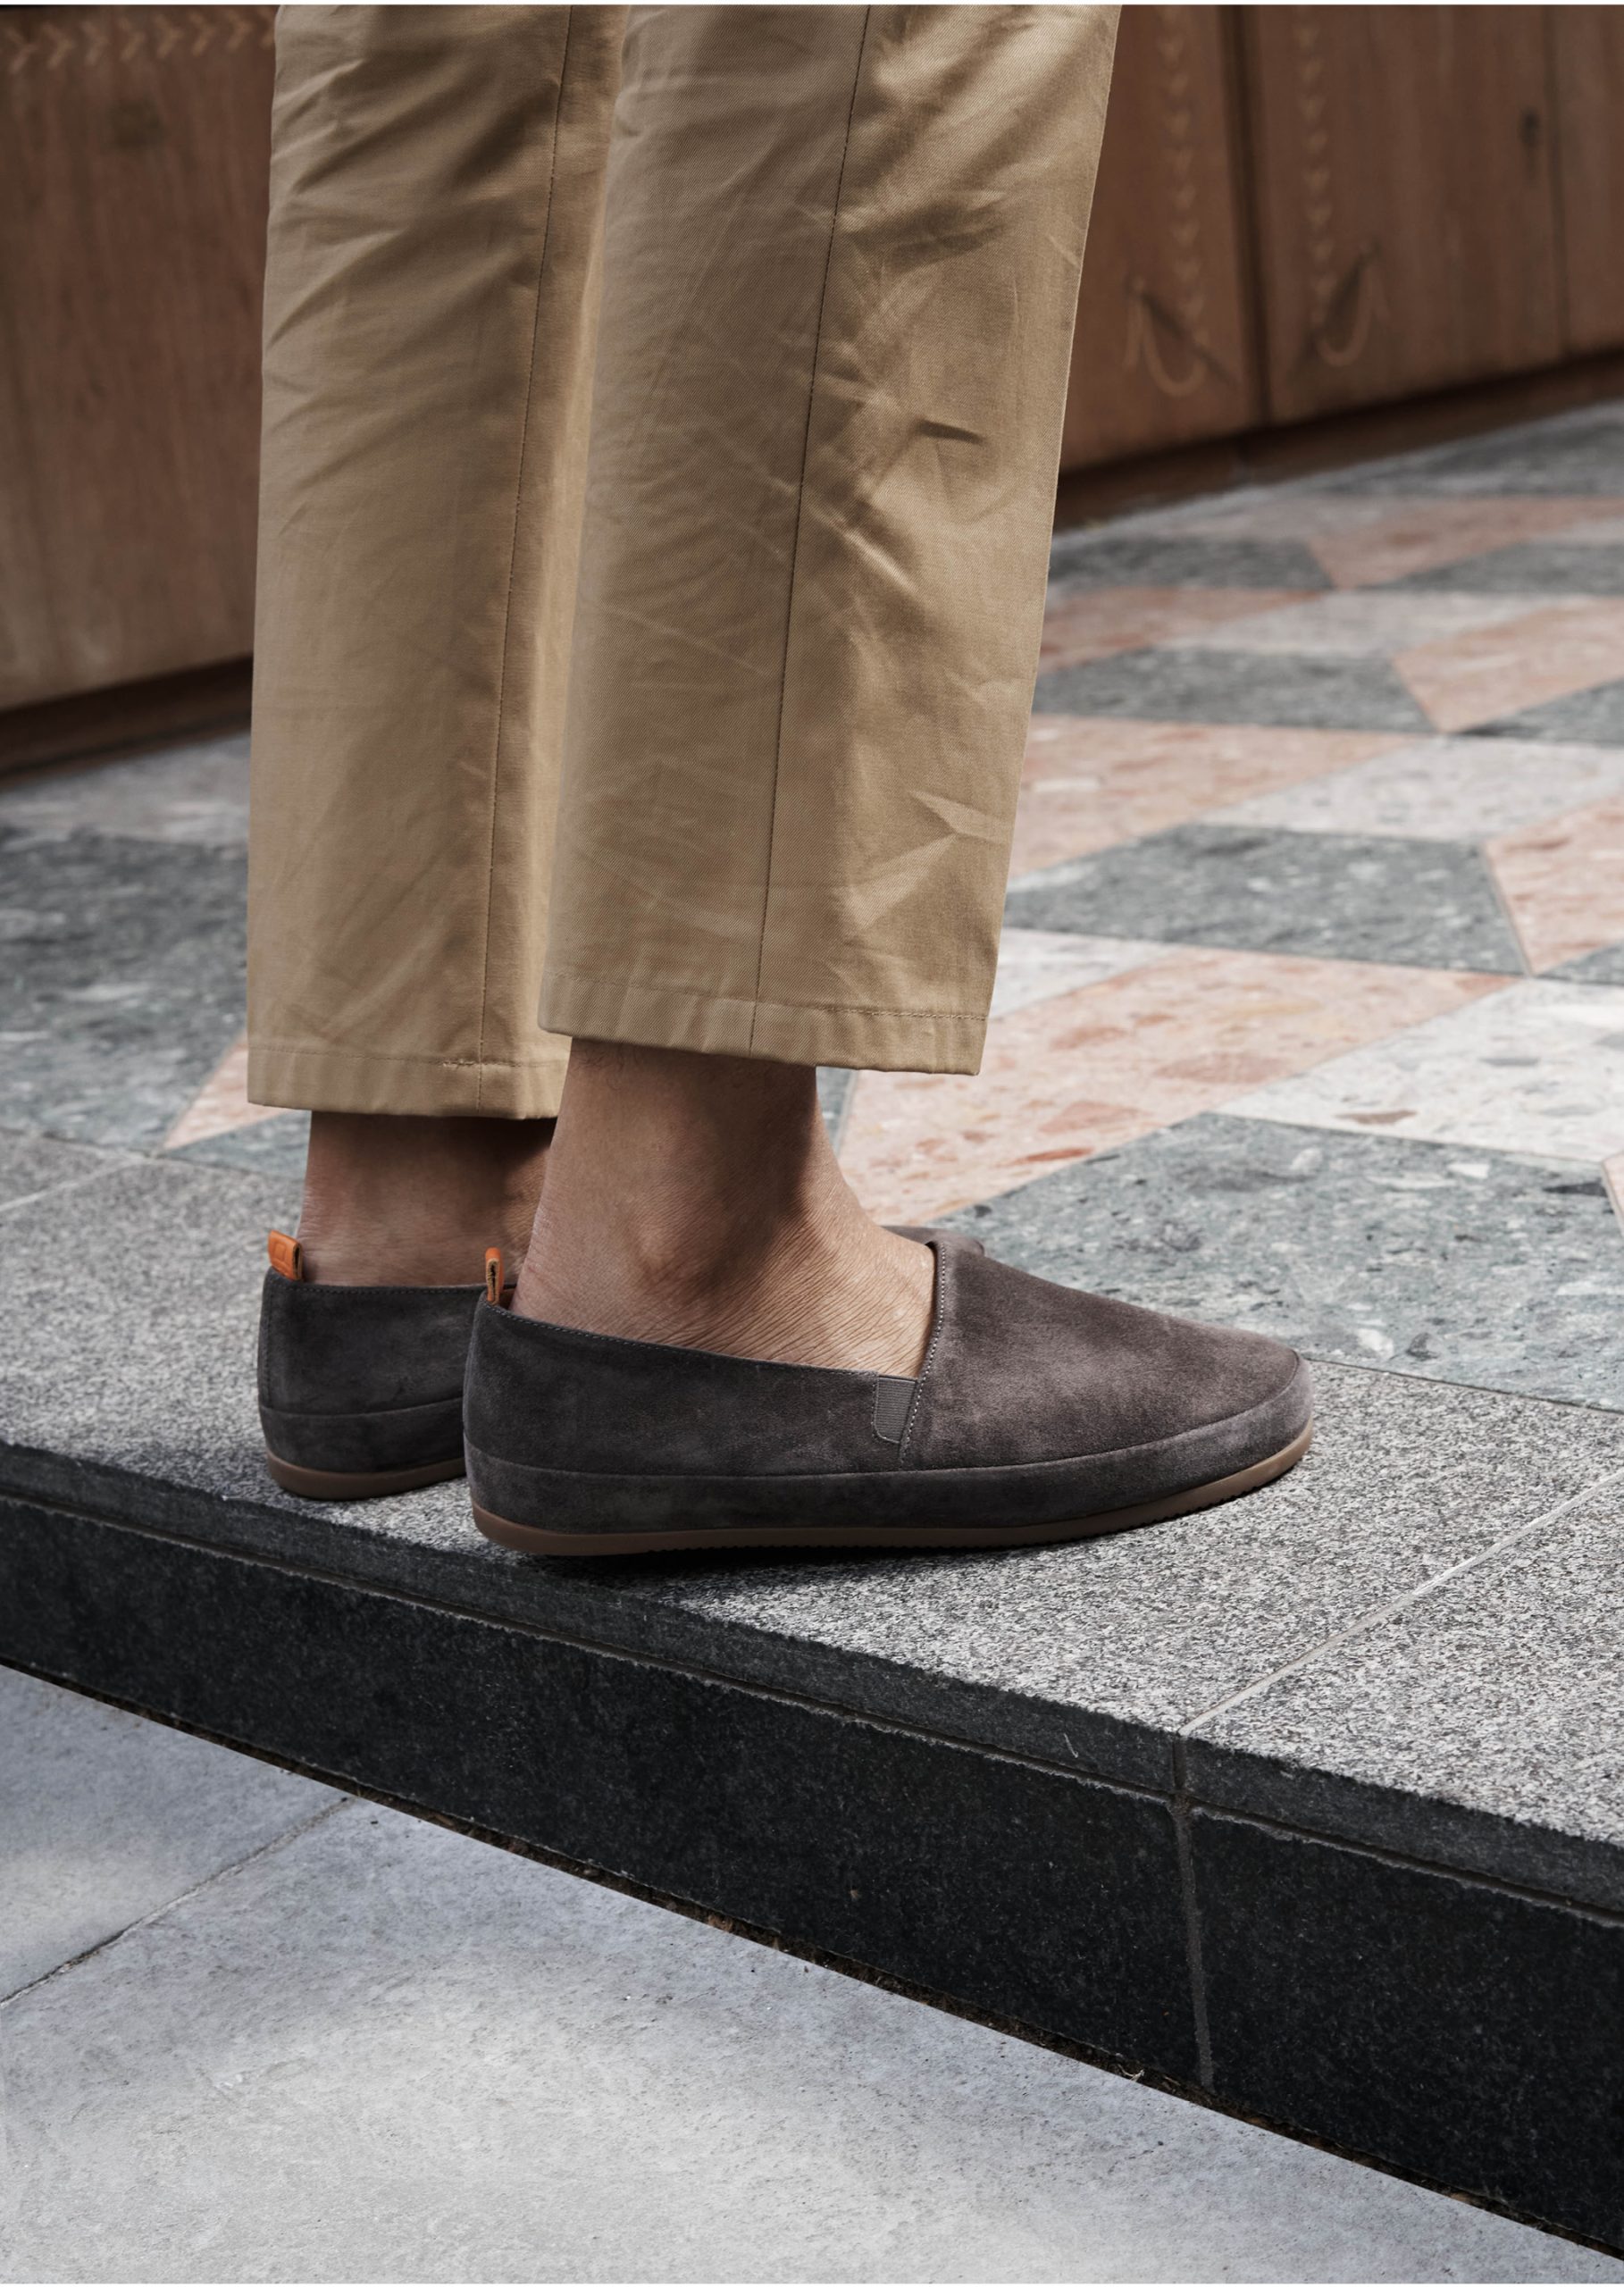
[247, 1044, 571, 1119]
[539, 969, 986, 1075]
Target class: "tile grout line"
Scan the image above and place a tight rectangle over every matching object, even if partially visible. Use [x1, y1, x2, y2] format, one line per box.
[0, 1161, 147, 1223]
[1177, 1457, 1624, 1743]
[0, 1794, 354, 2015]
[1168, 1737, 1215, 2090]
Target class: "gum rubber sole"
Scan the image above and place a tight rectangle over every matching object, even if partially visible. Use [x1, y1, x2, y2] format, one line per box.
[469, 1420, 1312, 1557]
[265, 1449, 466, 1501]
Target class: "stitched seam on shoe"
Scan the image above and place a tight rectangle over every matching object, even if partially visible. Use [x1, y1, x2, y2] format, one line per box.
[898, 1236, 951, 1466]
[746, 10, 871, 1051]
[473, 12, 574, 1108]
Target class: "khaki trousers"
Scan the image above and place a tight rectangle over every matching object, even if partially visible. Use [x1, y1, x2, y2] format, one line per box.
[247, 4, 1118, 1117]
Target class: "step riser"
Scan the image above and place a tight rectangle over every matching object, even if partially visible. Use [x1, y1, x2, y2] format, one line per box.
[5, 1491, 1620, 2254]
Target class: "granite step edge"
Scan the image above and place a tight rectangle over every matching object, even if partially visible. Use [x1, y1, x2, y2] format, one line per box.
[9, 1436, 1624, 1916]
[1182, 1732, 1624, 1920]
[0, 1441, 1170, 1792]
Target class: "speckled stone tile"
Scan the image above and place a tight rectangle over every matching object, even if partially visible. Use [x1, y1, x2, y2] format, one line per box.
[1226, 978, 1624, 1167]
[950, 1111, 1623, 1411]
[1394, 599, 1624, 733]
[1208, 736, 1624, 842]
[1004, 823, 1525, 974]
[1032, 649, 1433, 733]
[1487, 793, 1624, 971]
[1166, 591, 1542, 657]
[1471, 674, 1624, 745]
[1046, 532, 1331, 596]
[1382, 540, 1624, 596]
[0, 827, 247, 1149]
[1310, 497, 1624, 587]
[1327, 409, 1624, 498]
[7, 1152, 1624, 1797]
[1010, 721, 1399, 875]
[0, 736, 250, 847]
[163, 1032, 284, 1151]
[1038, 585, 1312, 672]
[170, 1111, 313, 1179]
[839, 951, 1495, 1223]
[987, 928, 1166, 1020]
[1186, 1485, 1624, 1911]
[0, 1127, 133, 1216]
[1553, 940, 1624, 985]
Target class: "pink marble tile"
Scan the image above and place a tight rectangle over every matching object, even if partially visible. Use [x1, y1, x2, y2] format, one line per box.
[1394, 600, 1624, 733]
[1038, 586, 1312, 672]
[1010, 719, 1403, 875]
[1487, 794, 1624, 971]
[839, 950, 1499, 1223]
[163, 1033, 284, 1151]
[1310, 498, 1624, 589]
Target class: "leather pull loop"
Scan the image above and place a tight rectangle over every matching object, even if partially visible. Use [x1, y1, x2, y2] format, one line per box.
[485, 1247, 505, 1306]
[267, 1230, 305, 1282]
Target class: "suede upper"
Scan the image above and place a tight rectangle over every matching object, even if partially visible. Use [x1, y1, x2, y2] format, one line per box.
[463, 1233, 1311, 1537]
[258, 1270, 481, 1476]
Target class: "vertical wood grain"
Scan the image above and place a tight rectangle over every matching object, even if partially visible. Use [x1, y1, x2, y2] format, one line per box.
[0, 7, 273, 708]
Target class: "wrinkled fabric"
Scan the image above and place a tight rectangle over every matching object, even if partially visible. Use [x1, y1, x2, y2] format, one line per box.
[248, 4, 1118, 1113]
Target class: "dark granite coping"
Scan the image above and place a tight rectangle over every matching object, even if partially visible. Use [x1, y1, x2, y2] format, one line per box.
[4, 1143, 1624, 1921]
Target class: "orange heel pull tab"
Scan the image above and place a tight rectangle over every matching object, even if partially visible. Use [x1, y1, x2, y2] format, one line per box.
[485, 1247, 506, 1306]
[268, 1230, 305, 1283]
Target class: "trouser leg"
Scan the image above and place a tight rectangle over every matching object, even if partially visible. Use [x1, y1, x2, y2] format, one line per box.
[541, 4, 1118, 1076]
[247, 4, 624, 1118]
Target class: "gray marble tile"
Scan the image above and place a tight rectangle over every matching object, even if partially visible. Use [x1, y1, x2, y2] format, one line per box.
[0, 1127, 132, 1215]
[0, 827, 247, 1149]
[1046, 531, 1332, 595]
[170, 1110, 312, 1179]
[5, 1153, 1624, 1795]
[951, 1112, 1624, 1410]
[0, 735, 250, 848]
[0, 1666, 340, 2000]
[1032, 649, 1433, 732]
[1552, 941, 1624, 985]
[1379, 541, 1624, 595]
[7, 1801, 1596, 2285]
[1186, 1486, 1624, 1912]
[1472, 677, 1624, 746]
[1327, 409, 1624, 498]
[1004, 824, 1525, 974]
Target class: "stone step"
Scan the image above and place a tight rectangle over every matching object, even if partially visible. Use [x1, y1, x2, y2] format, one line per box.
[4, 1135, 1622, 2253]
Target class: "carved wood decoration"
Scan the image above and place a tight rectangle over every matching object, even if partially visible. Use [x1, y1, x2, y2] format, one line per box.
[1240, 5, 1564, 423]
[0, 6, 274, 708]
[1062, 4, 1260, 468]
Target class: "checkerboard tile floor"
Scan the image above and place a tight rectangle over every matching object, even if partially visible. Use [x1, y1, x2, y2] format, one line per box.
[4, 403, 1623, 1414]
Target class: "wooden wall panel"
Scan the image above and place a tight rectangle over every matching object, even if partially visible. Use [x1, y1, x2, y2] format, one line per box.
[1242, 6, 1562, 425]
[1061, 5, 1260, 470]
[1547, 7, 1624, 354]
[0, 6, 274, 709]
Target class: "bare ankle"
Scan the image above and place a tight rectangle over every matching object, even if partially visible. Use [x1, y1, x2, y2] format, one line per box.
[298, 1111, 554, 1286]
[514, 1043, 933, 1375]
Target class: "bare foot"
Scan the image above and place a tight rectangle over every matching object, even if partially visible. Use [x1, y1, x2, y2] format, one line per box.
[297, 1111, 554, 1286]
[513, 1043, 933, 1377]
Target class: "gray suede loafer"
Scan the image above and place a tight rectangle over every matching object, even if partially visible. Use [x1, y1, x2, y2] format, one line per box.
[464, 1230, 1312, 1556]
[259, 1231, 488, 1499]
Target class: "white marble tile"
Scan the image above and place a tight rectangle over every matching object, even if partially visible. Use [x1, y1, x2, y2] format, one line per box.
[0, 738, 250, 848]
[1166, 592, 1542, 657]
[1206, 738, 1624, 842]
[1224, 979, 1624, 1164]
[989, 928, 1166, 1020]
